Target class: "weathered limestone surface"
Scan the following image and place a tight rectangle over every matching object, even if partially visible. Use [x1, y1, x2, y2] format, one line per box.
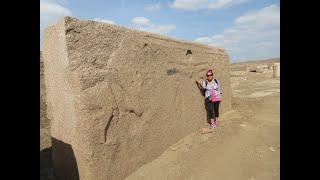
[40, 51, 53, 151]
[40, 51, 50, 128]
[42, 16, 232, 180]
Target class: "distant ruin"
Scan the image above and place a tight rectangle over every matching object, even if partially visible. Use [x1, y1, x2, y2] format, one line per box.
[273, 63, 280, 78]
[42, 16, 232, 180]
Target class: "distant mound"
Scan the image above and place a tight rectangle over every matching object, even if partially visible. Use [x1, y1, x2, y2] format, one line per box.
[231, 58, 279, 65]
[230, 58, 279, 71]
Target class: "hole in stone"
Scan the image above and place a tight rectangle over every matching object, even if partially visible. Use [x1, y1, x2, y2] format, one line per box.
[186, 49, 192, 56]
[143, 43, 148, 47]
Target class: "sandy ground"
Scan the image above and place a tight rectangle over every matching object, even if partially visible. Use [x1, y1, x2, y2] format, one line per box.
[40, 60, 280, 180]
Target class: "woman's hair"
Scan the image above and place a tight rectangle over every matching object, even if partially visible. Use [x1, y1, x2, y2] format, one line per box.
[207, 69, 214, 75]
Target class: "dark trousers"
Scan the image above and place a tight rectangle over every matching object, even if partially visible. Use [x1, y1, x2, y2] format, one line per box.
[205, 98, 221, 123]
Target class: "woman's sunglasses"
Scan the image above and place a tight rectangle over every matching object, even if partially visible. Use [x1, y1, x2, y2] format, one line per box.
[206, 74, 213, 77]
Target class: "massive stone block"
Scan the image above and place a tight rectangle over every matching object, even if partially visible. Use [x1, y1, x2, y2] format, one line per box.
[42, 16, 232, 180]
[40, 51, 50, 129]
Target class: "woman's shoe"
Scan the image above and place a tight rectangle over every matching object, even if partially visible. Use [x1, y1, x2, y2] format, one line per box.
[214, 121, 219, 127]
[210, 124, 216, 129]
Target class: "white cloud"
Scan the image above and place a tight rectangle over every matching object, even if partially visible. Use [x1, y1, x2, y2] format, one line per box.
[139, 24, 177, 34]
[40, 0, 71, 27]
[194, 4, 280, 62]
[93, 18, 115, 24]
[131, 17, 176, 35]
[235, 4, 280, 29]
[132, 17, 151, 25]
[40, 0, 72, 48]
[170, 0, 249, 11]
[145, 2, 162, 12]
[56, 0, 69, 5]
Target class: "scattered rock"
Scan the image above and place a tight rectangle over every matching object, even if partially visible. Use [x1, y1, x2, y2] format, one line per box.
[171, 147, 178, 151]
[269, 146, 276, 152]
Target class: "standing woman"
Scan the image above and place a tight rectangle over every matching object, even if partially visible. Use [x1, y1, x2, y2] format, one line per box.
[196, 69, 222, 128]
[210, 69, 222, 126]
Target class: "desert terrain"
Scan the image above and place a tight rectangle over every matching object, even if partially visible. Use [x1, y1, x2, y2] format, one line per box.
[40, 58, 280, 180]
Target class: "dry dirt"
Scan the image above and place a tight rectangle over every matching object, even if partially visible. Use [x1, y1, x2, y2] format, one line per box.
[40, 60, 280, 180]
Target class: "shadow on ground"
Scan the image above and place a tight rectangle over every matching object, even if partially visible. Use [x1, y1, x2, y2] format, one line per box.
[40, 146, 56, 180]
[40, 138, 80, 180]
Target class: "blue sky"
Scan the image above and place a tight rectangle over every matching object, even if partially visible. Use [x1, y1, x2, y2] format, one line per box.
[40, 0, 280, 62]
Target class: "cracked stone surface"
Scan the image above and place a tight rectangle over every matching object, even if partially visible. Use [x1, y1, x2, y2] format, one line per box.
[42, 16, 231, 180]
